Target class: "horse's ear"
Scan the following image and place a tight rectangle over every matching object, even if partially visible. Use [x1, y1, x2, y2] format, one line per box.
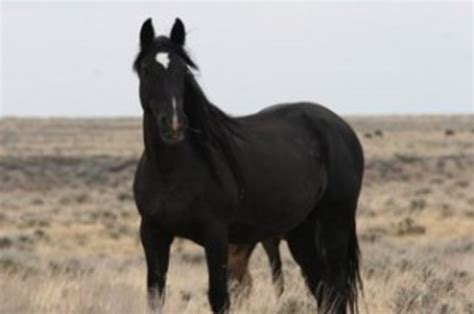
[170, 18, 186, 46]
[140, 18, 155, 50]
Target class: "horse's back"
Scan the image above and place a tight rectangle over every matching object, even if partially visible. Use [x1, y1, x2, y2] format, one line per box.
[250, 102, 364, 201]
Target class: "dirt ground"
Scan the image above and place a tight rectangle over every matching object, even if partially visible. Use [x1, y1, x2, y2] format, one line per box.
[0, 115, 473, 313]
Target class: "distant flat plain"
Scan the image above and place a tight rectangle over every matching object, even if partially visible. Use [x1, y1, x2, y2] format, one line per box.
[0, 115, 473, 313]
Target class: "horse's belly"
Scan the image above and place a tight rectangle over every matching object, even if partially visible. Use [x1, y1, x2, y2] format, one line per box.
[229, 199, 314, 243]
[228, 210, 308, 243]
[230, 184, 321, 243]
[232, 151, 326, 242]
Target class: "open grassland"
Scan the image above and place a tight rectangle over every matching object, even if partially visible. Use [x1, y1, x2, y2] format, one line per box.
[0, 115, 473, 313]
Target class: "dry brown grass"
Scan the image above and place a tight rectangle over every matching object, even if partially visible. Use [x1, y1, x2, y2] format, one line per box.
[1, 115, 473, 313]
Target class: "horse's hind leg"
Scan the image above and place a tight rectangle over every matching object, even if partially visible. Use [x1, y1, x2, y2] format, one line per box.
[227, 243, 255, 296]
[228, 239, 284, 298]
[262, 237, 284, 296]
[286, 219, 324, 303]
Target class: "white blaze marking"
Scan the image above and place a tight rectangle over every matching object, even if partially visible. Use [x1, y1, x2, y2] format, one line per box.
[155, 52, 170, 69]
[171, 98, 179, 131]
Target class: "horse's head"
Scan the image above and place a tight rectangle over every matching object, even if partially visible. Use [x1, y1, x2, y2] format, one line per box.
[134, 18, 195, 144]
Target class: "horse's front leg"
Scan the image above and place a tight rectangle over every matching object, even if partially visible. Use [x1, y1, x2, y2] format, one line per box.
[140, 219, 174, 311]
[204, 224, 230, 313]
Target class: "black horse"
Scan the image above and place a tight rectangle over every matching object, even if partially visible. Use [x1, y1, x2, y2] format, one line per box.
[133, 18, 364, 314]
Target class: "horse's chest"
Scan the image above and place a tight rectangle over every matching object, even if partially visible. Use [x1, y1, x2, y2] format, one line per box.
[135, 175, 198, 225]
[149, 190, 197, 227]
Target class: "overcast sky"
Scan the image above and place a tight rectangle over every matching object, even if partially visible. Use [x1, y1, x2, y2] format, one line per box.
[1, 1, 472, 117]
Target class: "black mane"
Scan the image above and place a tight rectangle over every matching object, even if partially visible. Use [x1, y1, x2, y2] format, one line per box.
[184, 72, 245, 195]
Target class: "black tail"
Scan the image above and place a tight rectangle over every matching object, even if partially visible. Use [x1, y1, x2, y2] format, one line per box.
[347, 222, 363, 314]
[313, 211, 363, 314]
[303, 104, 364, 313]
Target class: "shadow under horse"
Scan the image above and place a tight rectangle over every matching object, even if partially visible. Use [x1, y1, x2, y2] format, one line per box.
[133, 18, 364, 314]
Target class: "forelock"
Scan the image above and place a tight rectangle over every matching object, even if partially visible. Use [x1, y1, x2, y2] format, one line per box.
[133, 36, 198, 72]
